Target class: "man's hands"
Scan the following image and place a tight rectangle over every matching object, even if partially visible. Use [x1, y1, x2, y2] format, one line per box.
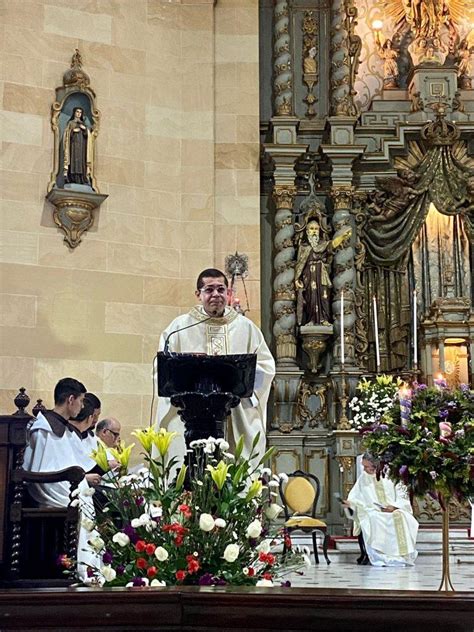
[86, 472, 102, 486]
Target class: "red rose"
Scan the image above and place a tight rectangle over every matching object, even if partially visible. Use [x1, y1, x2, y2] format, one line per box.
[136, 557, 148, 569]
[258, 551, 268, 563]
[145, 543, 156, 555]
[178, 504, 192, 519]
[263, 572, 272, 581]
[248, 567, 255, 577]
[175, 570, 187, 582]
[147, 566, 157, 578]
[266, 553, 276, 566]
[187, 559, 200, 574]
[135, 540, 146, 553]
[175, 535, 184, 546]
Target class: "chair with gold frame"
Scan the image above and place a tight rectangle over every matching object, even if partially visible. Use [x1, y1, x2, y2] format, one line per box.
[279, 470, 331, 565]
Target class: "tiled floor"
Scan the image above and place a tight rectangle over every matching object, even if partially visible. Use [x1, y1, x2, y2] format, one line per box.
[289, 557, 474, 591]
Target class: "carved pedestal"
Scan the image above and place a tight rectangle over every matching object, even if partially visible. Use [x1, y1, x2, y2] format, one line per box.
[300, 324, 332, 373]
[46, 188, 107, 249]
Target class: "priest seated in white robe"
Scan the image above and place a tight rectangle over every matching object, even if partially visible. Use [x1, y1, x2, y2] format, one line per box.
[156, 267, 276, 467]
[343, 452, 419, 567]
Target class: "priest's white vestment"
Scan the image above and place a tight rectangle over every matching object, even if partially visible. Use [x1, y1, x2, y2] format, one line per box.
[348, 471, 419, 566]
[156, 306, 275, 466]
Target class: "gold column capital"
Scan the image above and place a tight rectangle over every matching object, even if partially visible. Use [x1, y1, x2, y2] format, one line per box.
[272, 184, 297, 210]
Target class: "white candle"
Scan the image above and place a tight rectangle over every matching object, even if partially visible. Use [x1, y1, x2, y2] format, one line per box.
[413, 289, 418, 367]
[340, 290, 344, 365]
[373, 295, 380, 372]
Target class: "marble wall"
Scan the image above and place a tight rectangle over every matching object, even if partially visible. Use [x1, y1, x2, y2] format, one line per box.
[0, 0, 261, 443]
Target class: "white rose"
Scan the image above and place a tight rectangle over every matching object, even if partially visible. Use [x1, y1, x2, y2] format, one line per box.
[154, 546, 169, 562]
[112, 532, 130, 547]
[131, 518, 141, 528]
[223, 543, 240, 563]
[81, 517, 95, 532]
[265, 504, 283, 520]
[150, 579, 166, 586]
[246, 519, 262, 539]
[256, 579, 274, 587]
[101, 565, 116, 582]
[199, 513, 215, 532]
[257, 540, 270, 554]
[214, 518, 226, 528]
[89, 536, 105, 552]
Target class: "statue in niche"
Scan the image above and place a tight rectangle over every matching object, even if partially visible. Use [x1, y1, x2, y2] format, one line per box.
[63, 107, 93, 186]
[456, 38, 474, 88]
[376, 38, 400, 88]
[303, 46, 317, 74]
[294, 208, 351, 326]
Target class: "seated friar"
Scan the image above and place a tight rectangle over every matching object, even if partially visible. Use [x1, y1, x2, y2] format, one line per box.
[343, 452, 419, 567]
[22, 377, 101, 580]
[23, 377, 89, 507]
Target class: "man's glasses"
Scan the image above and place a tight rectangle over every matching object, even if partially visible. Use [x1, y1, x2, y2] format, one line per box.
[106, 429, 120, 438]
[199, 285, 227, 296]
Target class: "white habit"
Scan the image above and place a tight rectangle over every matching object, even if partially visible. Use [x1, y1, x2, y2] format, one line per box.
[23, 411, 100, 579]
[348, 471, 419, 566]
[156, 306, 275, 466]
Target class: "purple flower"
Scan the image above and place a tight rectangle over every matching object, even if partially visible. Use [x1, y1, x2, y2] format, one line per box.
[379, 424, 389, 432]
[399, 465, 409, 483]
[132, 577, 147, 587]
[116, 565, 125, 576]
[439, 409, 449, 419]
[416, 383, 428, 391]
[198, 573, 214, 586]
[135, 496, 145, 507]
[102, 550, 113, 565]
[460, 383, 469, 393]
[280, 580, 292, 587]
[434, 378, 448, 389]
[122, 499, 130, 508]
[123, 524, 139, 544]
[214, 577, 227, 586]
[86, 567, 95, 578]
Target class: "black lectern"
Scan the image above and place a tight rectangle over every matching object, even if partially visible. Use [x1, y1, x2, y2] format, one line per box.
[157, 352, 257, 448]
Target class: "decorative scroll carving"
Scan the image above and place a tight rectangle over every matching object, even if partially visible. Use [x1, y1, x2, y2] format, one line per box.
[302, 11, 319, 119]
[272, 185, 297, 365]
[297, 380, 328, 428]
[273, 0, 293, 116]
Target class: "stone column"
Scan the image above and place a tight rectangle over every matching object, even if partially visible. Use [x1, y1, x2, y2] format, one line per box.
[330, 187, 356, 368]
[272, 185, 297, 366]
[330, 0, 351, 117]
[273, 0, 292, 116]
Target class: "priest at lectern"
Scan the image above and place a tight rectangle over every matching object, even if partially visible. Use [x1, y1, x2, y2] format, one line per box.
[156, 268, 275, 466]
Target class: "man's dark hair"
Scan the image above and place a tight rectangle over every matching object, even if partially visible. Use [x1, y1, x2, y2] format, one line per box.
[196, 268, 228, 290]
[85, 392, 101, 410]
[54, 377, 86, 405]
[96, 419, 111, 433]
[73, 397, 94, 422]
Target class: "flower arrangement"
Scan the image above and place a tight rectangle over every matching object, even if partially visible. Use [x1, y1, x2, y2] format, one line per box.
[350, 377, 474, 501]
[348, 374, 403, 430]
[81, 429, 305, 587]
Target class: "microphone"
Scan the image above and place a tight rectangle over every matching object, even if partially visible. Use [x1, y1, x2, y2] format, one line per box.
[163, 315, 214, 354]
